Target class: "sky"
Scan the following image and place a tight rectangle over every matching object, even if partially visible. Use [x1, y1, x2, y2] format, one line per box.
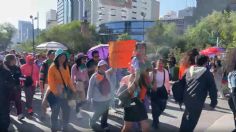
[0, 0, 196, 29]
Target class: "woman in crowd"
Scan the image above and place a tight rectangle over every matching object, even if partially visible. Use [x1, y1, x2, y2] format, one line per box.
[120, 64, 149, 132]
[225, 48, 236, 132]
[20, 55, 39, 116]
[71, 53, 89, 118]
[149, 59, 170, 129]
[47, 49, 77, 131]
[87, 60, 116, 131]
[179, 48, 199, 79]
[180, 55, 217, 131]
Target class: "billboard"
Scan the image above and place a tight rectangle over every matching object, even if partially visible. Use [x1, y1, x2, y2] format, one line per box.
[100, 0, 132, 8]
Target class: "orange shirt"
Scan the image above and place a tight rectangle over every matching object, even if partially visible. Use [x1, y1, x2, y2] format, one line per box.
[179, 65, 188, 80]
[48, 63, 75, 95]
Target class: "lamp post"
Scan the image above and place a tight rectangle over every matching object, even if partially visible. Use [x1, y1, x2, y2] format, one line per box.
[30, 15, 37, 54]
[141, 12, 146, 42]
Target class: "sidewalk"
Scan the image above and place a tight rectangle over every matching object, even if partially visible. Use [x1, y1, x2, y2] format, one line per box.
[206, 114, 235, 132]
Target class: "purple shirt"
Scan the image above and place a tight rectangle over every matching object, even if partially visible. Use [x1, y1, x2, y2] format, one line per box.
[71, 64, 89, 83]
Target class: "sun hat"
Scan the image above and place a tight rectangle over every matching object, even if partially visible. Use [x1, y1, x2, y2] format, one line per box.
[54, 48, 65, 60]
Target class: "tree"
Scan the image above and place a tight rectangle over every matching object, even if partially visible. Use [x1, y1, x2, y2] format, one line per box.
[37, 21, 99, 53]
[184, 11, 236, 49]
[147, 21, 186, 58]
[147, 22, 179, 48]
[0, 23, 16, 50]
[117, 33, 131, 40]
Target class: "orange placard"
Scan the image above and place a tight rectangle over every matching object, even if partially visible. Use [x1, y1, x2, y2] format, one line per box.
[109, 40, 136, 68]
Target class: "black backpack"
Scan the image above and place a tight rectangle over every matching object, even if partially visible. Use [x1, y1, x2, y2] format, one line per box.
[172, 74, 186, 106]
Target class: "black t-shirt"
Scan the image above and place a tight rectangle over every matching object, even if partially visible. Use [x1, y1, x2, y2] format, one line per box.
[86, 59, 98, 77]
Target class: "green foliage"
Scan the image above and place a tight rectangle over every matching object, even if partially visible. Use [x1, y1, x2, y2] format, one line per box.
[184, 11, 236, 49]
[0, 23, 16, 50]
[147, 21, 181, 48]
[117, 33, 131, 40]
[13, 41, 33, 53]
[37, 21, 98, 53]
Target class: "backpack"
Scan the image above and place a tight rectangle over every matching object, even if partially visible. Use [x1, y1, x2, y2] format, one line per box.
[172, 74, 186, 104]
[42, 61, 49, 84]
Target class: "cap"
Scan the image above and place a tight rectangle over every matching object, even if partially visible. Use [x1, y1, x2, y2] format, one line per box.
[77, 53, 87, 59]
[97, 60, 108, 67]
[47, 50, 54, 56]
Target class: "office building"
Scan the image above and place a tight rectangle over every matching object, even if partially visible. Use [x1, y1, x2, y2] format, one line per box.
[46, 9, 57, 29]
[98, 20, 155, 42]
[57, 0, 160, 27]
[57, 0, 72, 24]
[161, 11, 178, 20]
[18, 21, 33, 43]
[178, 7, 195, 18]
[93, 0, 160, 27]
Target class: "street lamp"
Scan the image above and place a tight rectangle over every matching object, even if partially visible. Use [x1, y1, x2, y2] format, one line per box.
[30, 15, 37, 54]
[141, 12, 146, 42]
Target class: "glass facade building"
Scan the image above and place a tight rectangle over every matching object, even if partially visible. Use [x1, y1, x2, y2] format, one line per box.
[98, 20, 155, 43]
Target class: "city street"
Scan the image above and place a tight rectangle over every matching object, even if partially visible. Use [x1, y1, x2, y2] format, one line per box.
[8, 90, 234, 132]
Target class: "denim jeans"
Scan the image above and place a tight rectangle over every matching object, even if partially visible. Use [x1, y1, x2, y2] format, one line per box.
[23, 86, 35, 110]
[50, 96, 71, 130]
[90, 100, 110, 128]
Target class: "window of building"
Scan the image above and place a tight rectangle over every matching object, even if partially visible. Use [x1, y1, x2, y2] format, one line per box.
[132, 6, 137, 8]
[132, 17, 137, 19]
[122, 16, 127, 19]
[132, 0, 137, 2]
[132, 11, 137, 14]
[111, 14, 116, 16]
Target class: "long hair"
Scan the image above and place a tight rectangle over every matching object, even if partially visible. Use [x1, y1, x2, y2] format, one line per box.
[225, 48, 236, 73]
[54, 54, 68, 70]
[180, 48, 199, 67]
[75, 57, 83, 69]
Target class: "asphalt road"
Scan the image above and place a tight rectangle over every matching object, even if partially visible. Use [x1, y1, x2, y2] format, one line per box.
[8, 91, 233, 132]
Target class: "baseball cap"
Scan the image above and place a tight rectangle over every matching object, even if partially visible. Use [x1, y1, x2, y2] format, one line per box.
[97, 60, 108, 67]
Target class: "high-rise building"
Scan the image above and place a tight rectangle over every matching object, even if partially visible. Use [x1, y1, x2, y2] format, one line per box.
[92, 0, 160, 27]
[178, 7, 195, 18]
[195, 0, 230, 20]
[46, 9, 57, 29]
[57, 0, 72, 24]
[161, 11, 178, 20]
[18, 21, 33, 43]
[57, 0, 160, 27]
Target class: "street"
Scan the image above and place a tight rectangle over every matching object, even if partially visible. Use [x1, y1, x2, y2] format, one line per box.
[8, 91, 234, 132]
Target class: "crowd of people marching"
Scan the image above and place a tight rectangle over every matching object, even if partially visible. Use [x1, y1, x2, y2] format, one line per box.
[1, 42, 236, 132]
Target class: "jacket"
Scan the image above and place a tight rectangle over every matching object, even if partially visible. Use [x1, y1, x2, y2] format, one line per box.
[48, 63, 76, 96]
[183, 66, 218, 109]
[20, 57, 39, 86]
[87, 68, 116, 102]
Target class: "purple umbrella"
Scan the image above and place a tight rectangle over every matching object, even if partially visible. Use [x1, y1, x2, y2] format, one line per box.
[87, 44, 109, 60]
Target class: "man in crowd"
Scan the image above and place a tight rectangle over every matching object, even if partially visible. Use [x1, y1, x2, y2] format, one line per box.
[87, 50, 100, 78]
[180, 55, 218, 131]
[39, 50, 54, 119]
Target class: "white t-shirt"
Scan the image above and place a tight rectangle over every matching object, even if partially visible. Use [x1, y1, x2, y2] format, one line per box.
[155, 70, 165, 88]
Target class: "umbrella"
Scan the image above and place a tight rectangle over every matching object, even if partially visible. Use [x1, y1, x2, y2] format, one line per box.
[200, 47, 225, 56]
[87, 44, 109, 60]
[36, 41, 68, 50]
